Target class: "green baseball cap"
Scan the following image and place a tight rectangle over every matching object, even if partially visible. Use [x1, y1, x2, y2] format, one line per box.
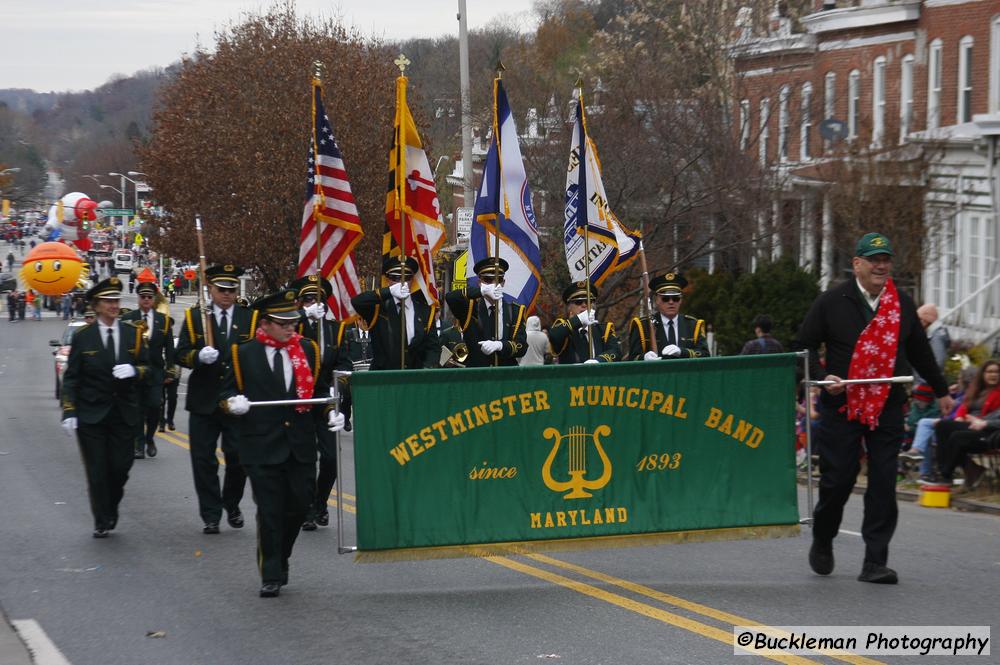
[856, 232, 893, 257]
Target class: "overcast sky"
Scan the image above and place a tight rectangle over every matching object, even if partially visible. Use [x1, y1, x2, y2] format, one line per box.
[0, 0, 538, 93]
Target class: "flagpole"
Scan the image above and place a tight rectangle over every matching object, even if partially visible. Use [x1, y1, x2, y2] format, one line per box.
[312, 62, 325, 354]
[491, 64, 506, 366]
[638, 237, 657, 354]
[577, 82, 595, 360]
[395, 54, 410, 369]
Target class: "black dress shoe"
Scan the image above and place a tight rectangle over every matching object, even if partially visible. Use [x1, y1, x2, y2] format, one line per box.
[259, 582, 281, 598]
[226, 509, 244, 529]
[203, 522, 220, 535]
[809, 539, 834, 575]
[93, 528, 109, 538]
[167, 421, 176, 431]
[158, 421, 166, 432]
[146, 441, 157, 457]
[301, 519, 317, 531]
[315, 511, 329, 527]
[134, 448, 145, 459]
[858, 562, 898, 584]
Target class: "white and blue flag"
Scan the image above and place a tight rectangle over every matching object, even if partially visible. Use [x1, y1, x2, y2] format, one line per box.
[468, 78, 541, 310]
[564, 87, 639, 286]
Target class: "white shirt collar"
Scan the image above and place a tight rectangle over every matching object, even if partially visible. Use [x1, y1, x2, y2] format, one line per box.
[855, 279, 882, 310]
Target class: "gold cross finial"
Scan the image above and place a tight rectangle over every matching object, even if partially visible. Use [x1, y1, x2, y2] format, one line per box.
[394, 54, 411, 74]
[313, 60, 324, 80]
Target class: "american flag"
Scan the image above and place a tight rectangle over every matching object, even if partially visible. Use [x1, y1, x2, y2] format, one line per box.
[298, 77, 363, 320]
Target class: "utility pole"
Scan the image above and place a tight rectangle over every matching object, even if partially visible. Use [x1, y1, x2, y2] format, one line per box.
[458, 0, 474, 211]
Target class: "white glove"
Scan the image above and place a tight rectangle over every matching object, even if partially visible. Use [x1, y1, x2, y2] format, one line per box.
[583, 358, 599, 365]
[389, 282, 410, 301]
[304, 302, 325, 321]
[61, 417, 77, 436]
[112, 364, 137, 379]
[227, 395, 250, 416]
[662, 344, 682, 357]
[328, 411, 346, 432]
[484, 283, 504, 301]
[198, 346, 219, 364]
[643, 351, 661, 361]
[576, 309, 597, 327]
[479, 340, 504, 355]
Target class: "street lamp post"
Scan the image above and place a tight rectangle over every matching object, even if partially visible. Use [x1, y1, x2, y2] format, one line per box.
[100, 184, 125, 247]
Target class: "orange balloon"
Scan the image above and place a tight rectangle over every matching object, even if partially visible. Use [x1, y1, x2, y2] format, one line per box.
[20, 242, 85, 295]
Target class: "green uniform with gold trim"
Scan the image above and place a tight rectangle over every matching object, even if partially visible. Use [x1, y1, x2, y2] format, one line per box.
[549, 316, 621, 364]
[350, 288, 441, 370]
[628, 313, 709, 360]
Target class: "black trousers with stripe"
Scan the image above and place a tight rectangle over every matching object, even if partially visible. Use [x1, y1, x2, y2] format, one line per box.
[244, 457, 314, 583]
[77, 407, 135, 530]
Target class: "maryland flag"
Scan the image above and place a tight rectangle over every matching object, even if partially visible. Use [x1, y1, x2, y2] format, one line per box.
[383, 72, 445, 305]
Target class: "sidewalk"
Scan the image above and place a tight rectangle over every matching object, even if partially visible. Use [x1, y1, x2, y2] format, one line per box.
[0, 606, 33, 665]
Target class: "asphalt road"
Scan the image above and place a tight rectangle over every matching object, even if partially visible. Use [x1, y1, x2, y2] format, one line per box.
[1, 312, 998, 665]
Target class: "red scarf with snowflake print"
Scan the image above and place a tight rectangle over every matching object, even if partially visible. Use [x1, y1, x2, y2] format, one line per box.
[255, 328, 314, 413]
[846, 278, 901, 429]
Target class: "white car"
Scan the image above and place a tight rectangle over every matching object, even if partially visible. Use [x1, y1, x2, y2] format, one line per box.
[113, 250, 134, 273]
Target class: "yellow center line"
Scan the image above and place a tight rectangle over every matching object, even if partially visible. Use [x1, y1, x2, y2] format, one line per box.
[523, 553, 884, 665]
[156, 431, 225, 464]
[485, 555, 818, 665]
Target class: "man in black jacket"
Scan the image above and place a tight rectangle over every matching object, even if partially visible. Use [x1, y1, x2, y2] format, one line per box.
[221, 288, 345, 597]
[175, 264, 257, 534]
[444, 257, 527, 367]
[627, 272, 709, 361]
[60, 277, 150, 537]
[794, 233, 953, 584]
[350, 257, 441, 371]
[548, 281, 620, 364]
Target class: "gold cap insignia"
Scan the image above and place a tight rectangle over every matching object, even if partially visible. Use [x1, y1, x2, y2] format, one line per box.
[224, 264, 235, 272]
[308, 275, 318, 282]
[285, 291, 295, 301]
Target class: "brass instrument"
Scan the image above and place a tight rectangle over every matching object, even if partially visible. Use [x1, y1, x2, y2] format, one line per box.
[440, 342, 469, 368]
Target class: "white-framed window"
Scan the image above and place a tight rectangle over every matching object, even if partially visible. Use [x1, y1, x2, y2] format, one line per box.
[991, 17, 1000, 113]
[824, 72, 836, 152]
[759, 97, 770, 165]
[779, 85, 790, 161]
[872, 56, 886, 146]
[928, 38, 943, 129]
[739, 99, 750, 151]
[900, 55, 914, 143]
[848, 69, 860, 139]
[800, 82, 813, 161]
[958, 36, 974, 123]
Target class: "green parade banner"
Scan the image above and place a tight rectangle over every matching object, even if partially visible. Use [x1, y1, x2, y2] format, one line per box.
[351, 353, 800, 560]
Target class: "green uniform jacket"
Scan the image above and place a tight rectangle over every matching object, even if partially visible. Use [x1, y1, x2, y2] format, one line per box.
[120, 308, 175, 402]
[350, 288, 441, 370]
[297, 317, 352, 389]
[61, 321, 150, 424]
[628, 314, 710, 360]
[549, 316, 621, 364]
[444, 286, 527, 367]
[175, 304, 259, 414]
[220, 337, 330, 465]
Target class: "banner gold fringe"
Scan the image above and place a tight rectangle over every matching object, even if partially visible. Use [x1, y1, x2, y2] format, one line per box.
[353, 523, 800, 563]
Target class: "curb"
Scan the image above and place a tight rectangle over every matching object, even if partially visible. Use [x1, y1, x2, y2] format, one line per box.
[798, 475, 1000, 517]
[0, 606, 33, 665]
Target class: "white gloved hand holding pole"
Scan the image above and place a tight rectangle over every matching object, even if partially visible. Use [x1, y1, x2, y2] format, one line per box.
[582, 358, 599, 365]
[226, 395, 251, 416]
[198, 346, 219, 365]
[61, 417, 77, 437]
[643, 351, 660, 362]
[389, 282, 410, 302]
[661, 344, 682, 357]
[478, 340, 504, 355]
[576, 309, 597, 327]
[328, 411, 346, 432]
[112, 364, 137, 379]
[304, 302, 325, 321]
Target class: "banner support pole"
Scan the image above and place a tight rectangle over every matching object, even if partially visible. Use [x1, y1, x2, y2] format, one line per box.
[333, 370, 357, 554]
[798, 350, 814, 526]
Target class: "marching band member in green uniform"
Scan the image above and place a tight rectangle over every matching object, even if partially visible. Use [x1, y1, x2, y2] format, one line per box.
[444, 257, 527, 367]
[220, 288, 345, 597]
[289, 274, 352, 531]
[350, 257, 441, 371]
[60, 277, 150, 538]
[121, 281, 174, 459]
[548, 281, 620, 364]
[628, 272, 710, 361]
[175, 264, 257, 534]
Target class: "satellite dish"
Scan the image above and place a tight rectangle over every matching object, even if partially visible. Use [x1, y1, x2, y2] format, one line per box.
[819, 118, 848, 141]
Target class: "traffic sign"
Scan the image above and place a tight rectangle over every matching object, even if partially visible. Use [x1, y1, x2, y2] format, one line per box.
[452, 250, 468, 291]
[98, 208, 135, 217]
[455, 207, 473, 245]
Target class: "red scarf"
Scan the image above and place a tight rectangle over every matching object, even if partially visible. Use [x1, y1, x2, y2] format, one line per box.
[255, 328, 315, 413]
[846, 278, 901, 429]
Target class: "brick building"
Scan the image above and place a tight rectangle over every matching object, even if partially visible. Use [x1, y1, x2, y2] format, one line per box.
[733, 0, 1000, 346]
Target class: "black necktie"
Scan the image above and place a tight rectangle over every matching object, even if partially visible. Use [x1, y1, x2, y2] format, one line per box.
[666, 319, 676, 346]
[488, 305, 497, 333]
[105, 326, 116, 362]
[272, 349, 285, 391]
[218, 310, 228, 344]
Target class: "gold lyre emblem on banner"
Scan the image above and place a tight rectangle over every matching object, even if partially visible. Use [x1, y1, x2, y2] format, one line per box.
[541, 425, 612, 499]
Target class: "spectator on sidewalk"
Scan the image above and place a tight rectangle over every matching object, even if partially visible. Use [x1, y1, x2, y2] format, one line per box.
[915, 304, 949, 383]
[740, 315, 784, 355]
[936, 359, 1000, 486]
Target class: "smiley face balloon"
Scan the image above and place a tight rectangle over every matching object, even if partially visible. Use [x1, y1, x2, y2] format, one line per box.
[19, 242, 87, 296]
